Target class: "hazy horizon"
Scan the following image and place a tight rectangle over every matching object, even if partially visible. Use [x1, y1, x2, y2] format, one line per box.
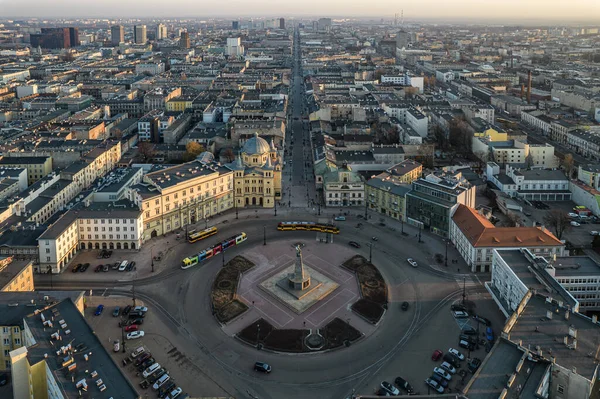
[0, 0, 599, 24]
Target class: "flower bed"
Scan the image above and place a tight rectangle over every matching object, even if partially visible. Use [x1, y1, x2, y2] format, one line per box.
[264, 329, 309, 352]
[321, 317, 362, 349]
[342, 255, 387, 324]
[351, 299, 385, 324]
[211, 256, 255, 323]
[237, 318, 274, 345]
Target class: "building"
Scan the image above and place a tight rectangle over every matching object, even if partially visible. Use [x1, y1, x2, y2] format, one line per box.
[227, 37, 244, 57]
[406, 174, 476, 237]
[451, 205, 565, 272]
[0, 258, 34, 293]
[0, 156, 52, 185]
[279, 18, 285, 29]
[366, 169, 412, 221]
[396, 30, 410, 50]
[156, 23, 167, 40]
[321, 164, 365, 208]
[578, 164, 600, 190]
[37, 200, 142, 273]
[232, 21, 239, 30]
[137, 110, 175, 142]
[30, 28, 71, 49]
[486, 163, 571, 201]
[135, 62, 165, 76]
[110, 25, 124, 46]
[68, 27, 79, 47]
[10, 297, 139, 399]
[132, 160, 234, 241]
[180, 31, 190, 49]
[134, 25, 147, 44]
[0, 167, 28, 200]
[227, 133, 282, 208]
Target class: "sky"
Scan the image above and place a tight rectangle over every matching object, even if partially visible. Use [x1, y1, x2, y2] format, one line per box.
[0, 0, 599, 23]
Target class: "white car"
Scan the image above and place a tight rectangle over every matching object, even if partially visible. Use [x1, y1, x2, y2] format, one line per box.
[425, 378, 444, 393]
[113, 340, 120, 352]
[433, 367, 452, 381]
[452, 310, 469, 318]
[407, 258, 418, 267]
[440, 361, 456, 374]
[380, 381, 399, 395]
[165, 387, 183, 399]
[568, 212, 578, 218]
[571, 221, 581, 227]
[591, 231, 599, 236]
[126, 331, 145, 340]
[133, 306, 148, 313]
[448, 348, 465, 360]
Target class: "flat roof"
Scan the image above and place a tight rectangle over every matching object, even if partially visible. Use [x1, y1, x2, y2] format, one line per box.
[145, 160, 231, 189]
[25, 298, 140, 399]
[0, 291, 84, 327]
[0, 156, 50, 165]
[553, 256, 600, 277]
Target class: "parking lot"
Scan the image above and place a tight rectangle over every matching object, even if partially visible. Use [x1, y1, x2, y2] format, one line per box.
[368, 292, 505, 396]
[85, 295, 188, 399]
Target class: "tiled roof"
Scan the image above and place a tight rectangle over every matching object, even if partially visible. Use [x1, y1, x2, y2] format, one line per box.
[452, 204, 563, 248]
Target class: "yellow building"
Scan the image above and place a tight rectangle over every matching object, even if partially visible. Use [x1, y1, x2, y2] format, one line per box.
[166, 95, 195, 112]
[366, 173, 412, 221]
[134, 158, 234, 241]
[228, 133, 282, 208]
[385, 159, 423, 184]
[473, 126, 508, 141]
[0, 258, 34, 292]
[0, 156, 52, 185]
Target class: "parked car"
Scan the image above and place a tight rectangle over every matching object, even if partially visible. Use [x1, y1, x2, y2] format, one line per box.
[124, 325, 139, 332]
[348, 241, 360, 248]
[451, 304, 467, 312]
[131, 346, 146, 358]
[112, 262, 120, 270]
[425, 378, 444, 393]
[254, 362, 271, 373]
[126, 261, 136, 271]
[102, 264, 109, 272]
[130, 318, 144, 326]
[371, 236, 378, 241]
[0, 373, 7, 386]
[122, 305, 132, 315]
[135, 352, 152, 366]
[571, 221, 581, 227]
[401, 301, 409, 311]
[472, 315, 491, 326]
[127, 331, 145, 340]
[94, 304, 104, 316]
[380, 381, 399, 395]
[112, 306, 120, 317]
[430, 372, 448, 387]
[129, 311, 145, 319]
[568, 212, 578, 218]
[394, 377, 414, 394]
[407, 258, 418, 268]
[431, 349, 443, 361]
[448, 348, 465, 361]
[468, 358, 482, 373]
[459, 339, 474, 350]
[79, 263, 90, 272]
[134, 306, 148, 313]
[158, 381, 177, 398]
[591, 231, 599, 236]
[459, 334, 476, 344]
[148, 369, 167, 384]
[72, 263, 82, 273]
[142, 363, 161, 378]
[453, 310, 469, 318]
[334, 216, 346, 221]
[165, 387, 183, 399]
[486, 327, 494, 341]
[440, 361, 456, 374]
[433, 367, 452, 381]
[462, 327, 478, 335]
[94, 264, 103, 272]
[138, 358, 155, 372]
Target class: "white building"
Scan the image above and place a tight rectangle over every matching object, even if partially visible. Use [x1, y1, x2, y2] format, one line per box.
[135, 62, 165, 76]
[486, 163, 571, 201]
[226, 37, 244, 57]
[380, 73, 424, 93]
[406, 107, 428, 138]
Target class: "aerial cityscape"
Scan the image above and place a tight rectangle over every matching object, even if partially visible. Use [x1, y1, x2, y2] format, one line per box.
[0, 3, 599, 399]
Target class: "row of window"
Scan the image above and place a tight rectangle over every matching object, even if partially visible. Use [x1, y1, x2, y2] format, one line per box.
[2, 337, 20, 346]
[1, 327, 19, 334]
[556, 278, 598, 284]
[80, 226, 135, 232]
[85, 219, 136, 224]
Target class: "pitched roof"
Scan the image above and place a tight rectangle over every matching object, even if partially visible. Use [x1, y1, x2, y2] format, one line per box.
[452, 204, 563, 248]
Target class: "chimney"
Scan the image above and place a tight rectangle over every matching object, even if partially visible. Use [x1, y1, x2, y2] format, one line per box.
[527, 70, 532, 104]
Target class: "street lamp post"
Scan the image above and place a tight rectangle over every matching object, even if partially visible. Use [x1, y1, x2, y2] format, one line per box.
[205, 217, 208, 229]
[364, 199, 368, 219]
[274, 200, 277, 217]
[263, 226, 266, 246]
[222, 248, 225, 267]
[445, 240, 449, 267]
[369, 243, 373, 263]
[235, 203, 238, 219]
[418, 223, 422, 243]
[150, 247, 154, 273]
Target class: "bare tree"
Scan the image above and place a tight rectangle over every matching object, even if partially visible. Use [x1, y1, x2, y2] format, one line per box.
[222, 148, 236, 162]
[505, 212, 520, 227]
[525, 153, 534, 169]
[138, 141, 156, 162]
[416, 144, 434, 168]
[543, 209, 571, 239]
[449, 117, 472, 154]
[562, 153, 575, 179]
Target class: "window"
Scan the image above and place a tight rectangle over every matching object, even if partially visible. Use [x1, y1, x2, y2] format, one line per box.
[46, 257, 50, 262]
[2, 327, 7, 333]
[14, 338, 20, 345]
[557, 385, 565, 394]
[3, 338, 9, 346]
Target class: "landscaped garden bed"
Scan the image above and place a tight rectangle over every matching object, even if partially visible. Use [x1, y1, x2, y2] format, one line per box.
[321, 317, 362, 349]
[342, 255, 387, 323]
[237, 318, 310, 352]
[211, 256, 255, 323]
[237, 318, 274, 345]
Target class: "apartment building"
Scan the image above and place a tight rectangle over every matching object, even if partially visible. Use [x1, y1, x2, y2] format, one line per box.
[0, 156, 52, 185]
[132, 160, 234, 241]
[486, 163, 570, 201]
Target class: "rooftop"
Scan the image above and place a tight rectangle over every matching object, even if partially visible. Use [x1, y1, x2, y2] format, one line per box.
[553, 256, 600, 277]
[0, 259, 32, 291]
[145, 159, 231, 189]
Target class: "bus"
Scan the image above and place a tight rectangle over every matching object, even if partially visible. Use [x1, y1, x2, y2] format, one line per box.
[276, 222, 339, 234]
[181, 232, 247, 269]
[188, 226, 218, 243]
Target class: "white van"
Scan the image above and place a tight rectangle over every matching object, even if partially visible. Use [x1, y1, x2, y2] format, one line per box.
[142, 363, 160, 378]
[118, 260, 128, 272]
[131, 346, 145, 358]
[152, 374, 170, 390]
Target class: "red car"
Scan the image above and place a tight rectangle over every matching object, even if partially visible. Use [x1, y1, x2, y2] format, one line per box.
[432, 349, 443, 361]
[124, 325, 139, 332]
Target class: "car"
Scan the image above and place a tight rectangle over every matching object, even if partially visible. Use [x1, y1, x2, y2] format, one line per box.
[440, 361, 456, 374]
[524, 212, 532, 216]
[113, 340, 120, 352]
[165, 387, 183, 399]
[131, 318, 144, 325]
[98, 250, 106, 259]
[433, 367, 452, 381]
[148, 369, 167, 384]
[254, 361, 271, 373]
[371, 236, 378, 241]
[571, 221, 581, 227]
[348, 241, 361, 248]
[451, 304, 467, 312]
[431, 349, 443, 361]
[127, 331, 145, 340]
[138, 358, 156, 372]
[118, 261, 128, 271]
[407, 258, 418, 268]
[442, 353, 459, 368]
[134, 306, 148, 313]
[380, 381, 399, 395]
[135, 352, 152, 366]
[459, 334, 476, 344]
[125, 325, 139, 332]
[94, 305, 104, 316]
[453, 310, 469, 318]
[394, 377, 414, 394]
[430, 372, 448, 387]
[94, 264, 103, 272]
[112, 262, 120, 270]
[334, 216, 346, 221]
[112, 306, 120, 317]
[376, 388, 391, 396]
[401, 301, 409, 311]
[462, 327, 478, 335]
[472, 315, 491, 326]
[591, 231, 599, 236]
[424, 378, 444, 393]
[459, 340, 474, 350]
[486, 327, 494, 341]
[448, 348, 465, 361]
[122, 305, 132, 315]
[72, 263, 82, 273]
[158, 381, 177, 398]
[568, 212, 578, 218]
[129, 311, 145, 319]
[468, 358, 482, 373]
[143, 363, 161, 378]
[102, 264, 109, 272]
[0, 373, 7, 386]
[131, 346, 146, 358]
[79, 263, 90, 272]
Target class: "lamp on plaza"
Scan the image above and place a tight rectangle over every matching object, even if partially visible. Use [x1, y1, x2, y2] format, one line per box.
[445, 239, 449, 267]
[235, 202, 238, 220]
[274, 199, 277, 216]
[205, 217, 209, 229]
[263, 225, 267, 246]
[368, 243, 373, 263]
[150, 247, 154, 273]
[222, 248, 225, 267]
[418, 223, 422, 243]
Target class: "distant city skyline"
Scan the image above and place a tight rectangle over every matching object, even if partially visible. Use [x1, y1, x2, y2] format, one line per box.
[1, 0, 599, 23]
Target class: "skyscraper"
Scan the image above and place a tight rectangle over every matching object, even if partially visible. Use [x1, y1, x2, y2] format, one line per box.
[30, 28, 71, 49]
[156, 23, 167, 40]
[68, 27, 79, 47]
[111, 25, 124, 46]
[134, 25, 147, 44]
[180, 31, 190, 49]
[396, 30, 410, 50]
[226, 37, 243, 57]
[280, 18, 285, 29]
[232, 21, 239, 30]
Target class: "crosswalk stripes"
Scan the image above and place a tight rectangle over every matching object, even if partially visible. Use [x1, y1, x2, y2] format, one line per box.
[455, 275, 478, 289]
